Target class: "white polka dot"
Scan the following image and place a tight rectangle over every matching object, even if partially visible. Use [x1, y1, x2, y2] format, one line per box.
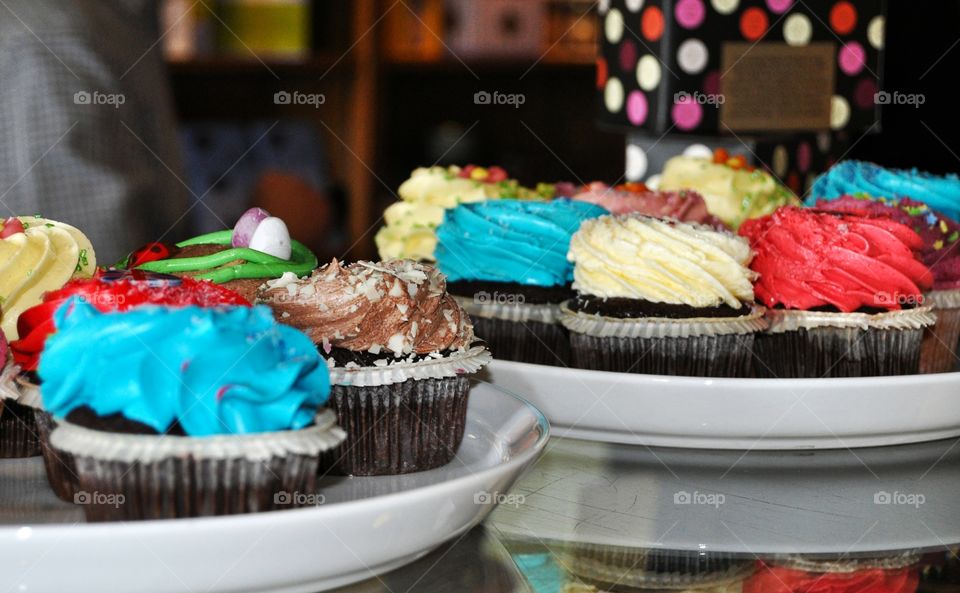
[636, 55, 662, 91]
[605, 77, 625, 113]
[772, 145, 788, 177]
[598, 0, 610, 14]
[830, 95, 850, 130]
[605, 9, 624, 44]
[711, 0, 739, 15]
[783, 13, 812, 46]
[683, 143, 714, 159]
[677, 38, 709, 74]
[868, 16, 885, 50]
[816, 131, 831, 152]
[626, 145, 648, 181]
[645, 174, 662, 190]
[625, 0, 644, 13]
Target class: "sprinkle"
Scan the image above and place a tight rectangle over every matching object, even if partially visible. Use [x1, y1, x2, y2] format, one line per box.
[935, 240, 945, 250]
[941, 220, 950, 233]
[949, 231, 959, 242]
[216, 385, 231, 401]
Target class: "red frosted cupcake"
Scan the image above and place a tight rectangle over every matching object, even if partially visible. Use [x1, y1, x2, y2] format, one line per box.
[740, 207, 935, 377]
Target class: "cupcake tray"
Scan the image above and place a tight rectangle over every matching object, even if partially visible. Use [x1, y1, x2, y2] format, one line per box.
[0, 383, 548, 593]
[485, 360, 960, 450]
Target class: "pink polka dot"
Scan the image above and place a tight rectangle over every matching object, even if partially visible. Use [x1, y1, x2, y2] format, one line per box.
[854, 77, 878, 109]
[796, 142, 811, 173]
[838, 41, 866, 76]
[766, 0, 793, 13]
[703, 70, 721, 96]
[675, 0, 706, 29]
[627, 91, 649, 125]
[619, 40, 638, 72]
[672, 97, 703, 130]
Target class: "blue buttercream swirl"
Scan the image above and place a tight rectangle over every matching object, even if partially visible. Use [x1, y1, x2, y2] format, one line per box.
[39, 299, 330, 437]
[808, 160, 960, 221]
[435, 199, 607, 286]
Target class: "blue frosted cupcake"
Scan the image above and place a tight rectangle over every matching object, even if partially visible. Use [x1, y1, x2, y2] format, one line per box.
[809, 160, 960, 221]
[40, 299, 345, 521]
[435, 199, 606, 366]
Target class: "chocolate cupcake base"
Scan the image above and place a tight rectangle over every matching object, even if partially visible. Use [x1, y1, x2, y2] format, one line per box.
[0, 399, 42, 458]
[755, 308, 936, 378]
[471, 317, 570, 367]
[323, 375, 470, 476]
[49, 410, 346, 522]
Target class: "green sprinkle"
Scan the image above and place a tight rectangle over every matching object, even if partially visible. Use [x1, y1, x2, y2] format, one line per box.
[949, 231, 959, 242]
[75, 248, 89, 272]
[44, 223, 54, 228]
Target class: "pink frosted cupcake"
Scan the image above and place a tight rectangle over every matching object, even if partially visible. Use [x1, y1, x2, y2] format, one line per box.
[572, 182, 726, 228]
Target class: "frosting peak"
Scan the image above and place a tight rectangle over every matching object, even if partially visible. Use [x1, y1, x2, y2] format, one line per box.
[739, 207, 933, 312]
[568, 215, 756, 308]
[39, 300, 330, 436]
[258, 259, 474, 355]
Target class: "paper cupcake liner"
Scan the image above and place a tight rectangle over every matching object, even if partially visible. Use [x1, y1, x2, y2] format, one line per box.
[322, 375, 470, 476]
[0, 399, 41, 458]
[328, 345, 491, 388]
[764, 307, 936, 333]
[454, 295, 562, 324]
[52, 411, 345, 522]
[921, 290, 960, 373]
[560, 303, 768, 339]
[471, 316, 570, 366]
[559, 544, 756, 590]
[570, 332, 757, 377]
[34, 409, 79, 502]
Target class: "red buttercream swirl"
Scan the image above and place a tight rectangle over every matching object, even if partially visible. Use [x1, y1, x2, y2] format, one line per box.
[10, 270, 249, 371]
[739, 207, 933, 312]
[743, 563, 918, 593]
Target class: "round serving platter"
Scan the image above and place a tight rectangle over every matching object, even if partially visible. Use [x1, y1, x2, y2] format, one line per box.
[484, 360, 960, 450]
[0, 383, 548, 593]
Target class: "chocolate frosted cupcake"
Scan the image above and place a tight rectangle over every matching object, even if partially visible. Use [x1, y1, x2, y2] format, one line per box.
[562, 214, 766, 377]
[435, 199, 606, 366]
[258, 259, 491, 476]
[816, 195, 960, 373]
[741, 207, 935, 378]
[125, 208, 317, 302]
[40, 300, 344, 521]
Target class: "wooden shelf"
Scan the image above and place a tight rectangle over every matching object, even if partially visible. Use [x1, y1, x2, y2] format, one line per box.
[382, 53, 595, 73]
[166, 53, 354, 76]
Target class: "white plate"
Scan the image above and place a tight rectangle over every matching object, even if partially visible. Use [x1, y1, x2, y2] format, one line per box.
[485, 360, 960, 450]
[0, 382, 548, 593]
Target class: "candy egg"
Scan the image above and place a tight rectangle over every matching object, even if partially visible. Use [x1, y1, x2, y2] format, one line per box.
[232, 208, 271, 248]
[248, 217, 292, 260]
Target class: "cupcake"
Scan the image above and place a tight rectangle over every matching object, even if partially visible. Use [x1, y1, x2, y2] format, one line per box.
[11, 270, 250, 501]
[374, 165, 551, 262]
[125, 208, 317, 302]
[40, 300, 345, 521]
[0, 330, 36, 458]
[257, 259, 491, 475]
[572, 181, 726, 227]
[435, 199, 606, 366]
[740, 207, 936, 378]
[809, 160, 960, 221]
[0, 216, 96, 458]
[745, 554, 919, 593]
[562, 215, 766, 377]
[658, 152, 799, 229]
[815, 195, 960, 373]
